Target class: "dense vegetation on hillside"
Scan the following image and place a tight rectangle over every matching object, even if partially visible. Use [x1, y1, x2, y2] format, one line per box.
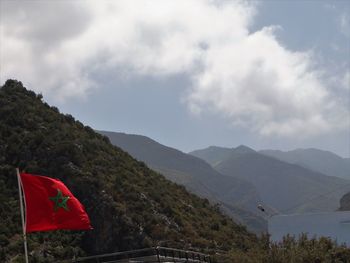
[1, 80, 350, 263]
[0, 80, 263, 262]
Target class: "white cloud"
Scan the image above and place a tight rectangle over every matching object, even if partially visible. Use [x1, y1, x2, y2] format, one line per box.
[343, 71, 350, 90]
[339, 12, 350, 38]
[1, 1, 93, 100]
[0, 0, 348, 136]
[187, 26, 348, 136]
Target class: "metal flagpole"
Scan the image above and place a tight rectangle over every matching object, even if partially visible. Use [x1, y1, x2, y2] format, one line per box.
[16, 168, 29, 263]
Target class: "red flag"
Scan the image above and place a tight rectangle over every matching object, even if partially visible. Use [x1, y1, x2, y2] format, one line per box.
[19, 173, 92, 233]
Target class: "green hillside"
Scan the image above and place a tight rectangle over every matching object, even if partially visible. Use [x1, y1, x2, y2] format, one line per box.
[0, 80, 264, 262]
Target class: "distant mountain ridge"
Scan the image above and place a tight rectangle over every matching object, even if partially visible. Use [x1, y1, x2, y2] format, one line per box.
[260, 148, 350, 179]
[99, 131, 266, 233]
[191, 146, 350, 214]
[190, 145, 255, 166]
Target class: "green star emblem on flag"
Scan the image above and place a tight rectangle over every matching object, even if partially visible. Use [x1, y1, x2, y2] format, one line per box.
[49, 189, 70, 211]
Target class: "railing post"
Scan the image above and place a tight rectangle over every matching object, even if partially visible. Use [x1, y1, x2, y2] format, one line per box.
[156, 247, 161, 263]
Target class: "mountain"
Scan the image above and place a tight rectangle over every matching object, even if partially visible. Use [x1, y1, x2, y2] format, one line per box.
[189, 146, 234, 166]
[190, 145, 256, 166]
[260, 148, 350, 179]
[0, 80, 262, 262]
[191, 146, 350, 214]
[339, 192, 350, 211]
[98, 131, 266, 233]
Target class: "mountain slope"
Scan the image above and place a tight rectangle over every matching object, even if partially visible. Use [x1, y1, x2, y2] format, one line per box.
[190, 145, 256, 166]
[260, 148, 350, 179]
[189, 146, 234, 166]
[339, 192, 350, 211]
[99, 131, 266, 233]
[192, 146, 350, 214]
[216, 153, 350, 214]
[0, 80, 261, 262]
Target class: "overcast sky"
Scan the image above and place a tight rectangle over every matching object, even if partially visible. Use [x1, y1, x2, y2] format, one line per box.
[1, 0, 349, 157]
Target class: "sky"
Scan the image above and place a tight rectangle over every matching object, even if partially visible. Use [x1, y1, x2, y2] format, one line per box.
[1, 0, 349, 157]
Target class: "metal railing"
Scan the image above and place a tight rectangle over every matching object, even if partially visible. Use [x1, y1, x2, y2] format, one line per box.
[74, 246, 211, 263]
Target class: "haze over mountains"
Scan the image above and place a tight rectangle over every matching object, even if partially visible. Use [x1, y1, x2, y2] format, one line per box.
[191, 146, 350, 214]
[99, 131, 266, 233]
[260, 148, 350, 179]
[100, 131, 350, 234]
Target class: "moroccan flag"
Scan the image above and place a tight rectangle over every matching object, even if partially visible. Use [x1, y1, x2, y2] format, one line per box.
[19, 173, 92, 233]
